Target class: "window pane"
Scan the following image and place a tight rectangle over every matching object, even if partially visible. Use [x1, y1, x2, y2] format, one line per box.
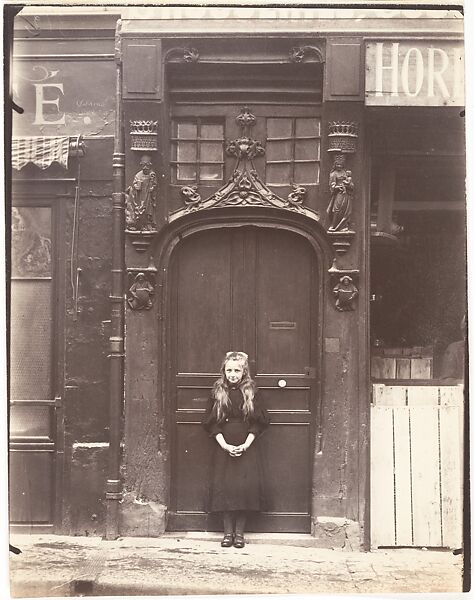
[200, 164, 223, 181]
[200, 142, 223, 162]
[10, 405, 51, 437]
[267, 163, 291, 184]
[295, 118, 320, 137]
[295, 139, 320, 161]
[267, 118, 292, 138]
[12, 207, 52, 278]
[266, 140, 291, 161]
[177, 164, 197, 181]
[295, 162, 319, 184]
[177, 142, 197, 162]
[10, 280, 52, 400]
[201, 124, 224, 140]
[177, 122, 197, 139]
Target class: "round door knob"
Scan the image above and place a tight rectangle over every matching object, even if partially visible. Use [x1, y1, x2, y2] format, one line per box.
[278, 379, 287, 388]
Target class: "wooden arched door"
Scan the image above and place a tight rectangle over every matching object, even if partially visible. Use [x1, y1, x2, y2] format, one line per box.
[168, 225, 320, 532]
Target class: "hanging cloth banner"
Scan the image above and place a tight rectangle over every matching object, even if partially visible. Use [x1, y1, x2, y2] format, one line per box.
[12, 136, 72, 170]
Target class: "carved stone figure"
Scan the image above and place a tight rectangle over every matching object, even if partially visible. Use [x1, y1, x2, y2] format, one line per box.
[125, 155, 157, 231]
[286, 184, 306, 210]
[327, 154, 354, 232]
[181, 185, 202, 211]
[128, 272, 155, 310]
[333, 275, 358, 312]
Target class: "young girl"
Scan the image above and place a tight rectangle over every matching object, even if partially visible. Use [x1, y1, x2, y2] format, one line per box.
[203, 351, 269, 549]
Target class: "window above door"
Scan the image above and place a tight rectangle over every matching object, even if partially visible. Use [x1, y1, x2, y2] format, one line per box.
[171, 119, 225, 184]
[170, 110, 321, 188]
[265, 117, 321, 186]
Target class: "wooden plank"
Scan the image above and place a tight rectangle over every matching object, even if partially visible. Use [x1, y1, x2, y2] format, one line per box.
[410, 406, 442, 546]
[384, 386, 406, 407]
[407, 386, 439, 406]
[393, 408, 413, 546]
[410, 358, 432, 379]
[372, 356, 395, 379]
[439, 406, 463, 549]
[372, 384, 406, 406]
[396, 358, 411, 379]
[370, 406, 396, 547]
[439, 385, 463, 407]
[372, 384, 385, 405]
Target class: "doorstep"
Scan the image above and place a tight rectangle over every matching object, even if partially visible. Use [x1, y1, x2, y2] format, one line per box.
[161, 531, 340, 548]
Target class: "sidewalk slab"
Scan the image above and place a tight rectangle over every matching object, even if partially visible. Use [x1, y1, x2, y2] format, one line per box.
[9, 534, 464, 597]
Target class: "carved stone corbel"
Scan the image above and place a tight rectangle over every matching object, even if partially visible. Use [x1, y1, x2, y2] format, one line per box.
[127, 269, 157, 311]
[328, 259, 359, 312]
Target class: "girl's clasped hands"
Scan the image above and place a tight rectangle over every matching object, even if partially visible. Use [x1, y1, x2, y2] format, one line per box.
[217, 439, 250, 457]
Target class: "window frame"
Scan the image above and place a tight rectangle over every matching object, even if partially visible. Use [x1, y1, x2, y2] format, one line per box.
[170, 117, 225, 185]
[265, 116, 321, 187]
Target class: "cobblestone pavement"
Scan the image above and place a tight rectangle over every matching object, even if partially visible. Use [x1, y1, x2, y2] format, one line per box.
[8, 533, 464, 597]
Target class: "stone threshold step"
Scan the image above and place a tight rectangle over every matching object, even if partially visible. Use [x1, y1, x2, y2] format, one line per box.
[161, 531, 329, 547]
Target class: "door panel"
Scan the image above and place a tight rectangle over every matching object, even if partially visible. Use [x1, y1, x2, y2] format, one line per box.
[175, 231, 232, 373]
[169, 227, 318, 532]
[255, 229, 312, 374]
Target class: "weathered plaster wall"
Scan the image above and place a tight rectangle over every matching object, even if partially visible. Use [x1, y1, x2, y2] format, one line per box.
[62, 139, 114, 535]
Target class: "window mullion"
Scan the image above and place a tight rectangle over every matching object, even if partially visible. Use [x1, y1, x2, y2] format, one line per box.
[291, 118, 296, 184]
[196, 117, 202, 184]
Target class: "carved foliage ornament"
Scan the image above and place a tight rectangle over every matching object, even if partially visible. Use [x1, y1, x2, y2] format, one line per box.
[172, 106, 319, 223]
[164, 47, 200, 62]
[289, 45, 324, 63]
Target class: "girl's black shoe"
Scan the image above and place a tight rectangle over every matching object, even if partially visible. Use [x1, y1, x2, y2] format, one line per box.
[233, 534, 245, 548]
[221, 534, 234, 547]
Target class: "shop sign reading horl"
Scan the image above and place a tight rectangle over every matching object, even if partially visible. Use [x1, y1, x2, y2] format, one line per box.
[365, 40, 464, 106]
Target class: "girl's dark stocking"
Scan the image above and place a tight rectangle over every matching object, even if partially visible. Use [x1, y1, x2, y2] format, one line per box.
[222, 511, 234, 535]
[235, 511, 247, 535]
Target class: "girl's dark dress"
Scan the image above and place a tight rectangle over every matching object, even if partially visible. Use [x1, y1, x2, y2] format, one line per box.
[203, 387, 269, 513]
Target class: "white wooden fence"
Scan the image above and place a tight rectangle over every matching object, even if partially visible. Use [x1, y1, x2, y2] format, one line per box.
[371, 383, 463, 549]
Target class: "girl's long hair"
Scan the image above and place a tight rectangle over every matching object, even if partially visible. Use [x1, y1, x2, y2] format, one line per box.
[211, 352, 256, 422]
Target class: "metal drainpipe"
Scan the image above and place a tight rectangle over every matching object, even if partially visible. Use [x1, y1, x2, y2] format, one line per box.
[105, 19, 125, 540]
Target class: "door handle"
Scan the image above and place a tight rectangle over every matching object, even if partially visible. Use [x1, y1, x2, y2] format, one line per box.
[278, 379, 287, 388]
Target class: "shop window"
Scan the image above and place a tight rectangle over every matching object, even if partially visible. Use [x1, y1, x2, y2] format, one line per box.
[10, 204, 55, 446]
[171, 119, 224, 184]
[266, 117, 321, 185]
